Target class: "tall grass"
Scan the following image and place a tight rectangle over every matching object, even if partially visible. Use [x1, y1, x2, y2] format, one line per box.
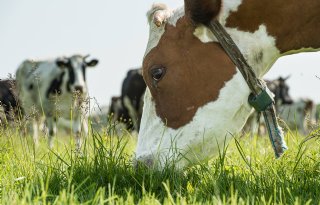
[0, 121, 319, 204]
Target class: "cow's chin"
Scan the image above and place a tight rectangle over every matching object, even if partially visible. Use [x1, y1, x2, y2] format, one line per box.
[135, 72, 254, 170]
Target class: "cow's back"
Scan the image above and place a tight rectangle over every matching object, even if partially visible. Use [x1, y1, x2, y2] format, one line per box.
[16, 59, 60, 116]
[121, 69, 146, 110]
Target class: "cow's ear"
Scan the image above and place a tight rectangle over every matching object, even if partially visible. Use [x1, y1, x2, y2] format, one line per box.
[56, 58, 69, 69]
[185, 0, 222, 25]
[283, 75, 291, 81]
[86, 59, 99, 67]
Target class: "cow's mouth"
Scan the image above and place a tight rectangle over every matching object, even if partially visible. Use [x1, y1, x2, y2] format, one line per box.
[74, 86, 84, 94]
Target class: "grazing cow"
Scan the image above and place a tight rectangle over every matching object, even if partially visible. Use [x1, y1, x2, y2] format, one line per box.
[108, 68, 146, 131]
[135, 0, 320, 169]
[16, 55, 98, 148]
[278, 98, 316, 135]
[0, 79, 21, 124]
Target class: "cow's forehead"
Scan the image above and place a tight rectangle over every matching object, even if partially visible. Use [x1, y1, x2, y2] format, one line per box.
[69, 55, 85, 69]
[70, 55, 84, 62]
[144, 7, 185, 58]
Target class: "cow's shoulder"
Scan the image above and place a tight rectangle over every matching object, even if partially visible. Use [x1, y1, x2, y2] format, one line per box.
[19, 59, 41, 71]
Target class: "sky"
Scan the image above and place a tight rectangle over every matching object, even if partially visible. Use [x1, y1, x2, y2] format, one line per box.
[1, 0, 320, 107]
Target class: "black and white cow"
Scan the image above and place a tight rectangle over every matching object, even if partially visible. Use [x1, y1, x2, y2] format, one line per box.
[108, 68, 146, 131]
[16, 54, 98, 148]
[121, 68, 146, 131]
[278, 98, 316, 135]
[0, 79, 21, 124]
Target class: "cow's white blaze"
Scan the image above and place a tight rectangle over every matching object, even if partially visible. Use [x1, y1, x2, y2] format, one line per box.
[137, 1, 284, 168]
[70, 57, 87, 93]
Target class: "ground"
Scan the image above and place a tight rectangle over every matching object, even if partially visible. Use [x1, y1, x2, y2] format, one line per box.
[0, 119, 319, 205]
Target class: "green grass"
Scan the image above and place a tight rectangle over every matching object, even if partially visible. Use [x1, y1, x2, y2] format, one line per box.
[0, 122, 319, 204]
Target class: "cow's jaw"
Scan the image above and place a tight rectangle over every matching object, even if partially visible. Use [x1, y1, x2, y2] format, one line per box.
[136, 72, 253, 169]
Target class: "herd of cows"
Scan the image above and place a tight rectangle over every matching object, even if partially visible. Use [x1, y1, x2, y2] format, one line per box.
[0, 0, 320, 169]
[0, 57, 317, 144]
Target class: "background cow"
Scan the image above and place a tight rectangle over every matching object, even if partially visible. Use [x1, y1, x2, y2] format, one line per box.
[243, 76, 293, 135]
[278, 98, 316, 135]
[108, 68, 146, 131]
[16, 54, 98, 149]
[0, 79, 21, 125]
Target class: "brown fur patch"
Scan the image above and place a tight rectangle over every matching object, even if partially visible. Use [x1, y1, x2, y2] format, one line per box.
[143, 17, 236, 129]
[225, 0, 320, 53]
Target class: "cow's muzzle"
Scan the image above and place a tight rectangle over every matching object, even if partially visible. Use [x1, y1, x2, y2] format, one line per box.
[74, 86, 84, 94]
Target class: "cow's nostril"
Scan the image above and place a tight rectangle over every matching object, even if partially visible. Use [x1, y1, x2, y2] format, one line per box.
[74, 86, 83, 93]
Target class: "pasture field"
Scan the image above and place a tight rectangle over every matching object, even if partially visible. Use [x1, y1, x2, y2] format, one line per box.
[0, 121, 319, 205]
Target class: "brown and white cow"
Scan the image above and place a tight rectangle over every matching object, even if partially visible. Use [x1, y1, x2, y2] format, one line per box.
[135, 0, 320, 168]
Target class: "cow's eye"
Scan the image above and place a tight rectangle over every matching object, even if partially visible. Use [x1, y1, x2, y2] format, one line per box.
[150, 66, 166, 82]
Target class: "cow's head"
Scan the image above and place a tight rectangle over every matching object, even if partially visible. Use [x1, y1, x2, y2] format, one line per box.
[135, 1, 255, 169]
[267, 76, 293, 107]
[56, 55, 98, 94]
[277, 76, 293, 105]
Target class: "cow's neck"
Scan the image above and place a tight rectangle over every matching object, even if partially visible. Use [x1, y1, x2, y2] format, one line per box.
[210, 0, 319, 76]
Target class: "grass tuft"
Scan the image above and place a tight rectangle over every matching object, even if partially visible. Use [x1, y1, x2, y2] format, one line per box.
[0, 122, 319, 204]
